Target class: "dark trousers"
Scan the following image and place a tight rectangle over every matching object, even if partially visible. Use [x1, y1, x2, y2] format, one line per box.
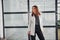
[28, 25, 45, 40]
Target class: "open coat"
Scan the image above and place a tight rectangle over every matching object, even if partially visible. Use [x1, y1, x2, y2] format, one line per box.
[28, 12, 44, 36]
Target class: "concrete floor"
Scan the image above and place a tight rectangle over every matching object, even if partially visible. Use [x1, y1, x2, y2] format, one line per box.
[58, 29, 60, 40]
[5, 28, 56, 40]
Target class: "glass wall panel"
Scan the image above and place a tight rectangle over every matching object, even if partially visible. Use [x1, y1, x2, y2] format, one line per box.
[57, 0, 60, 25]
[5, 28, 28, 40]
[44, 28, 56, 40]
[4, 14, 28, 26]
[3, 0, 28, 12]
[43, 13, 55, 26]
[5, 28, 56, 40]
[57, 13, 60, 25]
[44, 0, 55, 11]
[30, 0, 55, 12]
[3, 0, 56, 40]
[30, 0, 45, 11]
[57, 8, 60, 13]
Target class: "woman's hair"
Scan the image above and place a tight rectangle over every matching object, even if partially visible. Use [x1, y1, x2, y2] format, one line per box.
[31, 5, 41, 16]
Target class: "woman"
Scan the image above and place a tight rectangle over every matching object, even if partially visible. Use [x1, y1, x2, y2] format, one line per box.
[28, 5, 45, 40]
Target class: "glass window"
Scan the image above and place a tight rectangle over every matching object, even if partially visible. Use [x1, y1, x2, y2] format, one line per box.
[57, 7, 60, 13]
[4, 14, 28, 26]
[43, 13, 55, 26]
[44, 0, 55, 11]
[3, 0, 28, 12]
[30, 0, 55, 12]
[57, 0, 60, 25]
[58, 0, 60, 2]
[57, 14, 60, 25]
[5, 28, 56, 40]
[44, 28, 56, 40]
[30, 0, 45, 11]
[5, 28, 28, 40]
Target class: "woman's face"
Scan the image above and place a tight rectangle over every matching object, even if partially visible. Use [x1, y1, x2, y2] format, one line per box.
[32, 7, 37, 14]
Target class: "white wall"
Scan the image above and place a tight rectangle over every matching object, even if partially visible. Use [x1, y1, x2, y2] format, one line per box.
[0, 0, 3, 38]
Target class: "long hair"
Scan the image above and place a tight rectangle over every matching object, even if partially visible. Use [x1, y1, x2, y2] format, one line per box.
[31, 5, 41, 16]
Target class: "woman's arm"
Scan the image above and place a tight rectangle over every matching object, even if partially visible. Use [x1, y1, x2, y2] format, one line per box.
[28, 14, 31, 34]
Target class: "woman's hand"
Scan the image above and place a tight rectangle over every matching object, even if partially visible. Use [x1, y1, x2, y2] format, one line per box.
[28, 31, 31, 35]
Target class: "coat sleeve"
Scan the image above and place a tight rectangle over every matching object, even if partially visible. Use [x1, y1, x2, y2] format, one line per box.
[28, 14, 31, 31]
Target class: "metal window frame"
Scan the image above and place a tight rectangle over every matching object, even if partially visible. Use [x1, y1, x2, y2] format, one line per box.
[1, 0, 58, 40]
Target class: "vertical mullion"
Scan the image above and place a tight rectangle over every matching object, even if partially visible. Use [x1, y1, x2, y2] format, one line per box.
[27, 0, 30, 12]
[27, 0, 30, 27]
[55, 0, 58, 40]
[1, 0, 5, 39]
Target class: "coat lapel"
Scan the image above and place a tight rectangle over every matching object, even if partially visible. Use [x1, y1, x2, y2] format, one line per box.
[39, 15, 44, 32]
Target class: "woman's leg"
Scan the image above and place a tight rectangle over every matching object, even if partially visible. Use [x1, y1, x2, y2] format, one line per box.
[28, 34, 31, 40]
[36, 30, 45, 40]
[35, 25, 45, 40]
[30, 35, 36, 40]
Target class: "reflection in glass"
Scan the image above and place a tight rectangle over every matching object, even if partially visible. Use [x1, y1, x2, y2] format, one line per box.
[57, 8, 60, 13]
[58, 0, 60, 3]
[57, 0, 60, 25]
[57, 14, 60, 25]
